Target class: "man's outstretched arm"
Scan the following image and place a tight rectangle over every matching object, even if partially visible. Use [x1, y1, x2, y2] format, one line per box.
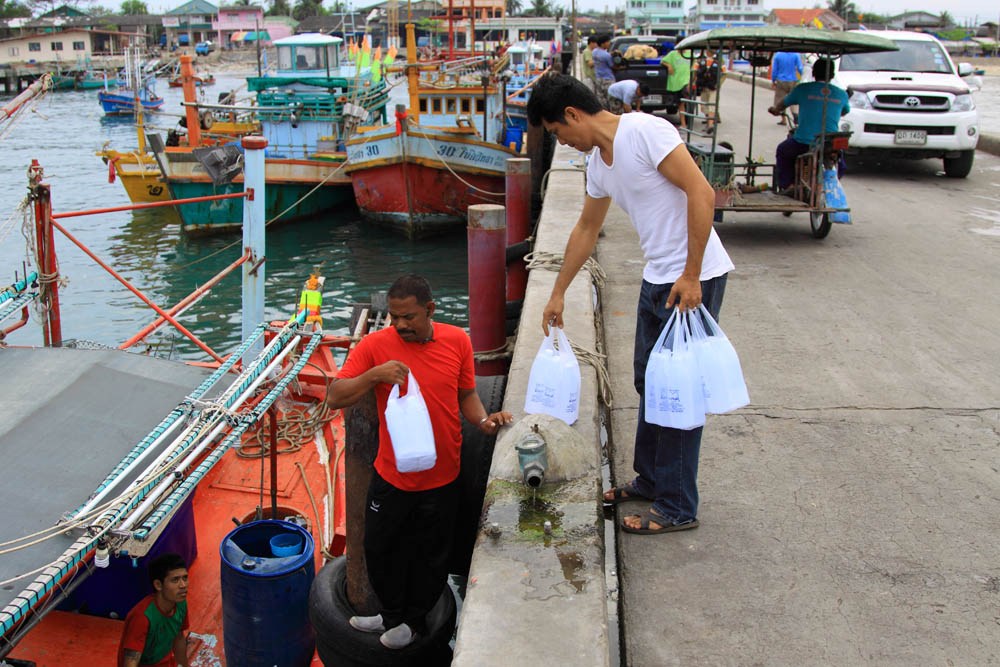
[541, 194, 612, 334]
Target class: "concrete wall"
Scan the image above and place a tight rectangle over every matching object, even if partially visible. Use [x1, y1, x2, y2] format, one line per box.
[0, 31, 92, 66]
[453, 145, 611, 666]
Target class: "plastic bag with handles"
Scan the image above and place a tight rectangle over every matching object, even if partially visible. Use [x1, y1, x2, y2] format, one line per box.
[644, 310, 705, 430]
[524, 326, 582, 425]
[384, 371, 437, 473]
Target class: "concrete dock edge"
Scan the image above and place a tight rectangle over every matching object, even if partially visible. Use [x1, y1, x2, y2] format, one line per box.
[453, 145, 611, 666]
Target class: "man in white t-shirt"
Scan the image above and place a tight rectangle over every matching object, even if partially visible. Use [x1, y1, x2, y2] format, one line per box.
[607, 79, 650, 114]
[527, 73, 734, 535]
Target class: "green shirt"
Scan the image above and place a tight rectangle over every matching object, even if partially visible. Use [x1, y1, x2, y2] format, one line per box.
[660, 50, 691, 92]
[582, 48, 595, 80]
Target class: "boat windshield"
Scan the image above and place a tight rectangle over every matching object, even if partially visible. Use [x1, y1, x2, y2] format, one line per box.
[839, 39, 952, 74]
[279, 45, 328, 71]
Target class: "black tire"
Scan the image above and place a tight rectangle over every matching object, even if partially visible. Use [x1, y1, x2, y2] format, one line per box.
[309, 556, 456, 666]
[943, 150, 974, 178]
[449, 375, 506, 577]
[810, 212, 832, 239]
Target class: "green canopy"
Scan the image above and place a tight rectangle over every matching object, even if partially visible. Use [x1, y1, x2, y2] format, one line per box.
[243, 31, 271, 42]
[675, 27, 899, 55]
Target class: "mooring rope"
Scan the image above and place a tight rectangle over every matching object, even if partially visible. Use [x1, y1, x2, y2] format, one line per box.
[523, 250, 608, 290]
[412, 122, 507, 197]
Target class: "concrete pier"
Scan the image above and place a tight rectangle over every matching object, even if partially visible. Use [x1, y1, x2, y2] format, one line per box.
[457, 75, 1000, 665]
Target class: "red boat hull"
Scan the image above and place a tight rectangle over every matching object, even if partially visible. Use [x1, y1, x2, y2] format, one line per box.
[350, 161, 505, 238]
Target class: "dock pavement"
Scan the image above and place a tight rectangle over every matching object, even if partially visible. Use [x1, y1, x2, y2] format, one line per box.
[601, 78, 1000, 664]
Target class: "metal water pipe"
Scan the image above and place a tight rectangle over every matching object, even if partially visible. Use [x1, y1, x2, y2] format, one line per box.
[516, 427, 548, 488]
[242, 135, 267, 362]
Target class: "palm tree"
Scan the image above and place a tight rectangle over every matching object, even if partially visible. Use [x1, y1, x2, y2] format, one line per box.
[827, 0, 858, 22]
[938, 10, 955, 28]
[506, 0, 522, 16]
[524, 0, 553, 17]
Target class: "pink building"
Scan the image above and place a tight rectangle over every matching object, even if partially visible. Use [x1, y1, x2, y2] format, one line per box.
[214, 5, 295, 47]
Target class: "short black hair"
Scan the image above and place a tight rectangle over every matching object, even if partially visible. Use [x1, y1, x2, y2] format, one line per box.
[149, 553, 186, 587]
[388, 274, 432, 304]
[813, 58, 834, 82]
[638, 83, 651, 96]
[587, 36, 597, 45]
[598, 34, 611, 46]
[527, 73, 603, 125]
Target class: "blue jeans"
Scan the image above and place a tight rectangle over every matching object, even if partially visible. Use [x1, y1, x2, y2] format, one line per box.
[631, 275, 727, 523]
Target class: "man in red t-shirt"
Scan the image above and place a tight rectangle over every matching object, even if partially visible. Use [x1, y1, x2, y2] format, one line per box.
[118, 553, 190, 667]
[327, 274, 512, 649]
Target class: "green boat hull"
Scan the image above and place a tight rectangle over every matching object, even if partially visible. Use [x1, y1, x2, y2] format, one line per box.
[168, 178, 353, 236]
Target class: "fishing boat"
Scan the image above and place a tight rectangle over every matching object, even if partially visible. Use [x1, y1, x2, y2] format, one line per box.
[159, 33, 390, 235]
[344, 25, 518, 238]
[97, 46, 165, 117]
[503, 44, 550, 135]
[52, 69, 117, 90]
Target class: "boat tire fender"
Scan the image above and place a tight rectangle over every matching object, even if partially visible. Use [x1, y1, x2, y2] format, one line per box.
[199, 109, 214, 131]
[309, 556, 456, 666]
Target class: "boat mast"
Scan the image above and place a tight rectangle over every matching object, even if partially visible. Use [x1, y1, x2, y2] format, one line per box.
[448, 0, 454, 60]
[406, 1, 419, 121]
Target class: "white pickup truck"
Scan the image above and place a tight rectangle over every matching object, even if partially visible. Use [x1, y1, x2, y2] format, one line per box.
[833, 30, 980, 178]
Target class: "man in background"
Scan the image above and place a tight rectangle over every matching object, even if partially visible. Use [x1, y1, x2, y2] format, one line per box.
[581, 36, 598, 91]
[592, 35, 616, 109]
[608, 79, 650, 114]
[771, 51, 803, 125]
[661, 48, 691, 131]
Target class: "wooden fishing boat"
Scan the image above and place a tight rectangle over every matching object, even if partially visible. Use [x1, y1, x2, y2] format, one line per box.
[159, 34, 390, 235]
[53, 70, 117, 90]
[344, 26, 518, 238]
[98, 88, 165, 115]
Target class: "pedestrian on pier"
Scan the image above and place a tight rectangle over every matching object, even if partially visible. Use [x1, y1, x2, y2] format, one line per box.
[326, 275, 512, 648]
[592, 35, 616, 109]
[528, 74, 734, 535]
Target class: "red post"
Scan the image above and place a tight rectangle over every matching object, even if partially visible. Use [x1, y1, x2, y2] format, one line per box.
[180, 55, 201, 148]
[505, 157, 531, 302]
[468, 204, 506, 376]
[31, 177, 62, 348]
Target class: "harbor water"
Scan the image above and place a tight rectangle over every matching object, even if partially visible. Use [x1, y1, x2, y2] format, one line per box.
[0, 72, 469, 360]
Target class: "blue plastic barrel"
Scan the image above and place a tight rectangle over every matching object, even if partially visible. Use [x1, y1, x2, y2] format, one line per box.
[220, 520, 315, 666]
[506, 126, 524, 153]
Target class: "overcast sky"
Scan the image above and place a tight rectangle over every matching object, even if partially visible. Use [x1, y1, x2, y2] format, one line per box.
[112, 0, 1000, 29]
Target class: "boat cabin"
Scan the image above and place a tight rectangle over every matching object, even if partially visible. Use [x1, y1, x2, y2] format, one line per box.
[413, 77, 504, 144]
[274, 33, 343, 76]
[506, 43, 546, 75]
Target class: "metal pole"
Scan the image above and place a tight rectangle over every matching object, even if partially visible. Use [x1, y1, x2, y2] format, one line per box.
[748, 50, 757, 183]
[467, 204, 507, 376]
[242, 135, 268, 361]
[255, 17, 263, 78]
[34, 183, 62, 347]
[269, 405, 279, 519]
[179, 55, 201, 147]
[505, 157, 531, 302]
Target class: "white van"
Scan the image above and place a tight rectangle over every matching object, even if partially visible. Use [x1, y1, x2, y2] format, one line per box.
[833, 30, 980, 178]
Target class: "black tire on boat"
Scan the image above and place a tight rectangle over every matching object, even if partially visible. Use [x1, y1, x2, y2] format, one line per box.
[309, 556, 456, 666]
[448, 374, 507, 577]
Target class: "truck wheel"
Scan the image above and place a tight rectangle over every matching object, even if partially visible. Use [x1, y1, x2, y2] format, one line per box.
[943, 150, 974, 178]
[810, 212, 831, 239]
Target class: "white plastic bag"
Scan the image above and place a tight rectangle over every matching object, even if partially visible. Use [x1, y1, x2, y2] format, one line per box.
[524, 327, 581, 425]
[644, 310, 705, 430]
[384, 371, 437, 473]
[692, 305, 750, 414]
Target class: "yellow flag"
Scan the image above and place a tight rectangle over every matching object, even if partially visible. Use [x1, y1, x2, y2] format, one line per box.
[812, 17, 824, 29]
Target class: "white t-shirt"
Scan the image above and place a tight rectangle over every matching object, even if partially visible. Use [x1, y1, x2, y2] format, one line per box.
[607, 79, 640, 105]
[586, 113, 734, 284]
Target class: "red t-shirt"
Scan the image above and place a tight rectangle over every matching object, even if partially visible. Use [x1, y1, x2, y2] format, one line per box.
[117, 595, 189, 667]
[337, 323, 476, 491]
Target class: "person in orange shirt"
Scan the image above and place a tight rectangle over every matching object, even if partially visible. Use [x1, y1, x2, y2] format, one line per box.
[118, 553, 190, 667]
[327, 274, 512, 649]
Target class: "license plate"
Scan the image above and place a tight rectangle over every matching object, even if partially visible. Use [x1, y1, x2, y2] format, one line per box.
[894, 129, 927, 145]
[644, 95, 662, 105]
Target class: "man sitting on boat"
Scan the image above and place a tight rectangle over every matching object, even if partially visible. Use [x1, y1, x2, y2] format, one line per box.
[768, 58, 850, 194]
[118, 553, 190, 667]
[607, 79, 650, 114]
[326, 275, 512, 649]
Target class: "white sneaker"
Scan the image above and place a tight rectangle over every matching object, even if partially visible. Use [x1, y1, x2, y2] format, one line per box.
[380, 622, 417, 649]
[349, 613, 384, 633]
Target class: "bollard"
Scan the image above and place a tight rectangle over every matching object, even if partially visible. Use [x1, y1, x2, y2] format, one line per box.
[468, 204, 507, 376]
[242, 136, 267, 361]
[179, 55, 201, 147]
[505, 158, 531, 303]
